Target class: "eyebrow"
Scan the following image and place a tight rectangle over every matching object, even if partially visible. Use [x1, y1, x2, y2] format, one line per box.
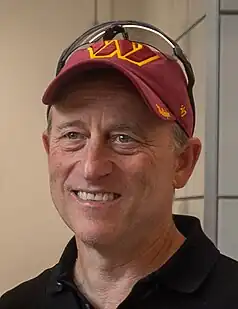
[108, 123, 150, 139]
[55, 120, 86, 131]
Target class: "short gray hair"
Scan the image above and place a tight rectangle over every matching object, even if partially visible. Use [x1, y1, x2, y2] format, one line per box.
[172, 123, 189, 151]
[46, 108, 52, 134]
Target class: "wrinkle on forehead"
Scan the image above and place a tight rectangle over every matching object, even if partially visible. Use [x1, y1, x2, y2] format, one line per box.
[51, 68, 168, 133]
[54, 68, 152, 115]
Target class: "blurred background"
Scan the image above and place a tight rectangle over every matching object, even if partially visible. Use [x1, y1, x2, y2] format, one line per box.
[0, 0, 237, 294]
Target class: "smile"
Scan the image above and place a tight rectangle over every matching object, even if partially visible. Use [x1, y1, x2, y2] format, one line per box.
[73, 191, 120, 202]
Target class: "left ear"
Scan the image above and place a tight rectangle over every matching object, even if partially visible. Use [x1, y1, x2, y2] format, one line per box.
[42, 130, 50, 155]
[173, 137, 202, 189]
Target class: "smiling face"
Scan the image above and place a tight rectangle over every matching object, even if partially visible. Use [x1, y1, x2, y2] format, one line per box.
[42, 69, 201, 248]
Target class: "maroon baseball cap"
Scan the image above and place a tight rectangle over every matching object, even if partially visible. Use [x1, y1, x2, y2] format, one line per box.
[42, 39, 194, 137]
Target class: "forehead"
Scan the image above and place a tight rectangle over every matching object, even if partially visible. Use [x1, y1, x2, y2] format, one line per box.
[51, 68, 158, 123]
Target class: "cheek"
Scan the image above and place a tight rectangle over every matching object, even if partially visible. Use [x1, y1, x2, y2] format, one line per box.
[48, 144, 71, 186]
[48, 159, 63, 186]
[123, 151, 175, 194]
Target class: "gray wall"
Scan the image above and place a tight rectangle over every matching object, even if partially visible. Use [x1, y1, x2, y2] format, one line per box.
[203, 0, 238, 260]
[216, 0, 238, 259]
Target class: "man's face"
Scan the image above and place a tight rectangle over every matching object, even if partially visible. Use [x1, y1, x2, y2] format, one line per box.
[43, 70, 201, 247]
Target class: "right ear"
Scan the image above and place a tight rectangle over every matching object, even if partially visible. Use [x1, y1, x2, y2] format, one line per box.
[42, 131, 50, 154]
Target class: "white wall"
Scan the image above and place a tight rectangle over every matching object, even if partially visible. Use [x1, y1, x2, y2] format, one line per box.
[0, 0, 95, 294]
[0, 0, 206, 293]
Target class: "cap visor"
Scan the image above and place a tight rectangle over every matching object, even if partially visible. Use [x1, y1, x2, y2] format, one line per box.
[42, 59, 175, 122]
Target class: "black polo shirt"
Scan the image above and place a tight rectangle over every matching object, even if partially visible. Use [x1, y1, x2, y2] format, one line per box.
[1, 215, 238, 308]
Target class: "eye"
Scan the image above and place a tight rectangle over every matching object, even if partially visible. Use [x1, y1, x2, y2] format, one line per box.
[112, 134, 135, 144]
[63, 132, 82, 140]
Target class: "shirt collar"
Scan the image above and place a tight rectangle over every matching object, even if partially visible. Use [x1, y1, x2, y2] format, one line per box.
[155, 215, 220, 293]
[46, 237, 77, 294]
[46, 215, 220, 295]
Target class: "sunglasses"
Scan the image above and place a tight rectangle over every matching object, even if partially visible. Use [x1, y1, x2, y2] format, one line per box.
[47, 20, 196, 133]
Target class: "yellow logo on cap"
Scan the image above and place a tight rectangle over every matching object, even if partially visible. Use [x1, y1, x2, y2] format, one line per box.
[156, 104, 171, 119]
[88, 40, 159, 67]
[180, 105, 187, 118]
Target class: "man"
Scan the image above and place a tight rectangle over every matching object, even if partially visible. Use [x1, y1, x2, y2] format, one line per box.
[1, 21, 238, 309]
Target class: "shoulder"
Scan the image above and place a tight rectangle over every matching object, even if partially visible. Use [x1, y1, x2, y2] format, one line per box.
[204, 253, 238, 305]
[0, 267, 53, 309]
[214, 253, 238, 281]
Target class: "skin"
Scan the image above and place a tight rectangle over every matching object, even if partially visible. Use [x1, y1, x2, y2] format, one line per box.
[43, 69, 201, 309]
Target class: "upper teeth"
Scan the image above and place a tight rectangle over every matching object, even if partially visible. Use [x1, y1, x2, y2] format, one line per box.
[77, 191, 116, 201]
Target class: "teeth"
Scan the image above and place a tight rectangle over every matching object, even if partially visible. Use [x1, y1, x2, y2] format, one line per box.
[87, 193, 95, 200]
[77, 191, 117, 201]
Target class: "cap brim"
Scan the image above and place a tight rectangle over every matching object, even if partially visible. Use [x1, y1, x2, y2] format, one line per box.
[42, 59, 176, 122]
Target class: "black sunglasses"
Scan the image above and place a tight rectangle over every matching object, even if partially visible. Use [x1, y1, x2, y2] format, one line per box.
[47, 20, 196, 134]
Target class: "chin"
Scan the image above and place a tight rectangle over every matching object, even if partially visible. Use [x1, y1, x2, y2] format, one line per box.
[72, 222, 120, 247]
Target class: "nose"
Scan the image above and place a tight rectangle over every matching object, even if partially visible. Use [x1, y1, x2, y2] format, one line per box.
[82, 139, 113, 182]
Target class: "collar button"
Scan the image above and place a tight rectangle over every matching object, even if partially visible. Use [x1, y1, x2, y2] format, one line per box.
[56, 282, 63, 292]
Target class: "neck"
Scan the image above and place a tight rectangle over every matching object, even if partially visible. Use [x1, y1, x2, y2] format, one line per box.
[74, 218, 185, 309]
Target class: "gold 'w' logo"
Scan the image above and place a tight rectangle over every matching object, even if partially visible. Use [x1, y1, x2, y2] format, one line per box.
[88, 40, 159, 67]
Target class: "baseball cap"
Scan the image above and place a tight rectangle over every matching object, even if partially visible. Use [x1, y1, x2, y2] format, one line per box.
[42, 39, 194, 137]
